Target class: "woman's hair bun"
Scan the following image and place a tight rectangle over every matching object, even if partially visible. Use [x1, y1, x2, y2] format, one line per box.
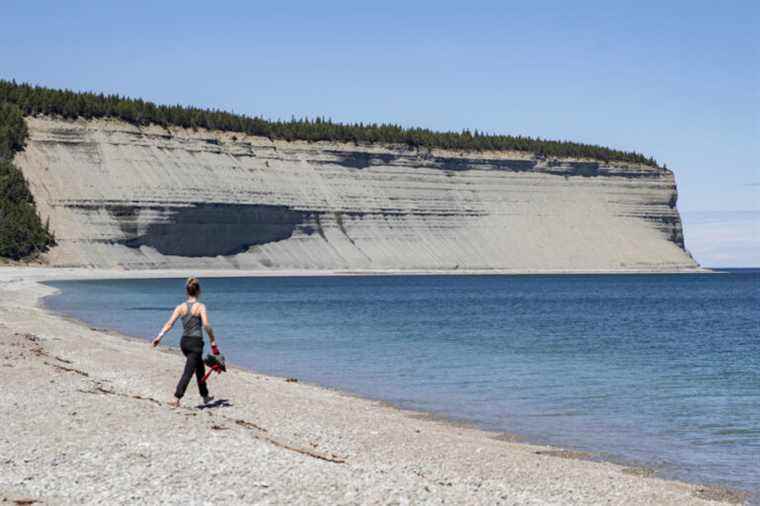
[186, 277, 201, 297]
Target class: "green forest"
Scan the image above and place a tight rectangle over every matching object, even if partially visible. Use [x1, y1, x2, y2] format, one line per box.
[0, 79, 660, 167]
[0, 102, 55, 260]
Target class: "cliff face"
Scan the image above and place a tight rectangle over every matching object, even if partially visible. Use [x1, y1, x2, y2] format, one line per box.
[14, 116, 697, 271]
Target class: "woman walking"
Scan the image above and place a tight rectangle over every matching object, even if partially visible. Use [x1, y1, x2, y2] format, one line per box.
[152, 277, 220, 407]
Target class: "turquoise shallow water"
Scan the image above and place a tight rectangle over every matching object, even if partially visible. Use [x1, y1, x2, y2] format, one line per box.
[45, 271, 760, 494]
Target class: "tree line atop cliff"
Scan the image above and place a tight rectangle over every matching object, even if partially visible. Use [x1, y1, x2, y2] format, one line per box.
[0, 79, 661, 167]
[0, 102, 55, 260]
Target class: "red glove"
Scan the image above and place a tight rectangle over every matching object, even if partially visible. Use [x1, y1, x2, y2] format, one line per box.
[211, 344, 220, 355]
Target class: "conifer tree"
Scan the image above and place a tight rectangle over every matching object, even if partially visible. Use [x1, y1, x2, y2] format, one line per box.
[0, 102, 55, 260]
[0, 79, 661, 167]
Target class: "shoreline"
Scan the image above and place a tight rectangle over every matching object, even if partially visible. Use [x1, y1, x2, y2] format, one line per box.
[0, 267, 747, 505]
[38, 278, 747, 495]
[0, 265, 714, 280]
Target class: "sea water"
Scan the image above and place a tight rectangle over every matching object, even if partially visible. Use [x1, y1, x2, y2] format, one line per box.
[45, 271, 760, 494]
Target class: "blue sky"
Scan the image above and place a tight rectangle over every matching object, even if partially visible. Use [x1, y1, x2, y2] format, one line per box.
[3, 0, 758, 266]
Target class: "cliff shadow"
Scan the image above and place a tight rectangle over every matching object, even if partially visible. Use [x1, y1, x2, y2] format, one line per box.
[97, 203, 311, 257]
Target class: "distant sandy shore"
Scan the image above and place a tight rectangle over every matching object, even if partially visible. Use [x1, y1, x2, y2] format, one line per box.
[0, 267, 741, 505]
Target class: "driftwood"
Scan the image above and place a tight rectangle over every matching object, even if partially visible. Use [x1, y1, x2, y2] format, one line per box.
[233, 419, 346, 464]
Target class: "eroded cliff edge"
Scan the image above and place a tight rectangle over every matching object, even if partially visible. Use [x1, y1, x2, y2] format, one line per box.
[14, 116, 697, 271]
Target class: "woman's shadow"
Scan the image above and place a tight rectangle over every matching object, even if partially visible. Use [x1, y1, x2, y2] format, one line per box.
[196, 398, 232, 410]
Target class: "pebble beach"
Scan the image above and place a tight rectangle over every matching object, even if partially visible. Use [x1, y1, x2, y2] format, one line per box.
[0, 268, 745, 505]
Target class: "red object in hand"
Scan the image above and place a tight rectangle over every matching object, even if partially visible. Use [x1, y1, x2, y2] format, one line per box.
[211, 344, 220, 355]
[201, 364, 223, 384]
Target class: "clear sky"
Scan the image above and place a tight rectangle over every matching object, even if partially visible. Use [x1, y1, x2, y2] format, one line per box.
[3, 0, 758, 266]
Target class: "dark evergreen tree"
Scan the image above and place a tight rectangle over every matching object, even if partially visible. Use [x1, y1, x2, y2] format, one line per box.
[0, 102, 55, 260]
[0, 78, 661, 167]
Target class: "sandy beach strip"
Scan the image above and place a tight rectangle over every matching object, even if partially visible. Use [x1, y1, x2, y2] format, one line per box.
[0, 268, 744, 505]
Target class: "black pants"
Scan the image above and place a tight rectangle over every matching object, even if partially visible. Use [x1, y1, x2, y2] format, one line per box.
[174, 336, 209, 399]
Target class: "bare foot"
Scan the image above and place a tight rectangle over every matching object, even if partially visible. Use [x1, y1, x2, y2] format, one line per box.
[168, 398, 181, 408]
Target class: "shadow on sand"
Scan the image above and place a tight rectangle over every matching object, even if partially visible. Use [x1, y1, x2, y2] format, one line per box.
[196, 398, 232, 410]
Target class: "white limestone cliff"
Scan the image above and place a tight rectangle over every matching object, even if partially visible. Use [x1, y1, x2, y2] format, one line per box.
[15, 116, 698, 272]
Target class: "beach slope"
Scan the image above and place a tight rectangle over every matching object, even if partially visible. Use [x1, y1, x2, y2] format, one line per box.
[0, 269, 740, 505]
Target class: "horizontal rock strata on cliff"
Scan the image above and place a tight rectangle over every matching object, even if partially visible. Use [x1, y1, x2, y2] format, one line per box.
[15, 116, 697, 271]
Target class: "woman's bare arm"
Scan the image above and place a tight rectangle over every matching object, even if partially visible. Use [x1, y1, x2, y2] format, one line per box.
[152, 305, 182, 347]
[200, 304, 219, 351]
